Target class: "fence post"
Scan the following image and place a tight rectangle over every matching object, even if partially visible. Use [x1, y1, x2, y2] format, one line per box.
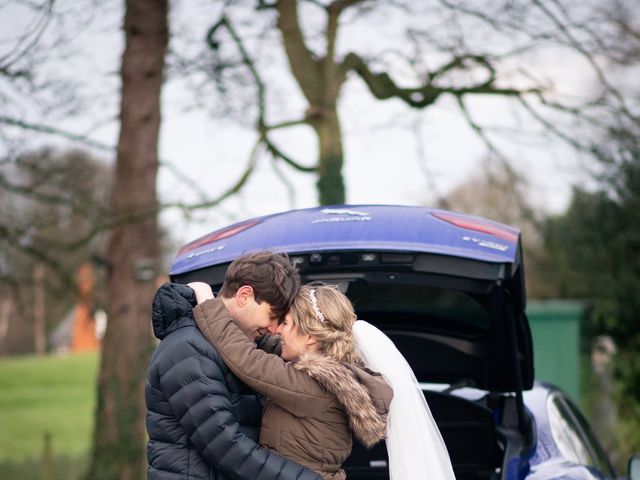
[42, 431, 54, 480]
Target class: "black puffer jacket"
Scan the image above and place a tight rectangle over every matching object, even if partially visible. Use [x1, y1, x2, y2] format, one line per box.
[146, 283, 321, 480]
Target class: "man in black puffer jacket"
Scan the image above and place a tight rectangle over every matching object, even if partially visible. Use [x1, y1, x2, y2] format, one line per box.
[146, 252, 321, 480]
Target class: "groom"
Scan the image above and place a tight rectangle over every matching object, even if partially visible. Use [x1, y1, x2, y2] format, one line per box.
[145, 251, 321, 480]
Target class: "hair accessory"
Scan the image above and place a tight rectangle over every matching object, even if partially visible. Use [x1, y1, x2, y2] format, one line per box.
[309, 289, 325, 323]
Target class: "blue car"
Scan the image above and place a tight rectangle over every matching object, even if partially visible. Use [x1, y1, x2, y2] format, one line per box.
[170, 205, 638, 480]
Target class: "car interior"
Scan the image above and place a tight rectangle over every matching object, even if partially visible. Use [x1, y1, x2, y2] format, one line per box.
[344, 388, 508, 480]
[339, 278, 513, 480]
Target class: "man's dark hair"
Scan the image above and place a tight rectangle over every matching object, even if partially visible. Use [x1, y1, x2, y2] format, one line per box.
[219, 251, 301, 320]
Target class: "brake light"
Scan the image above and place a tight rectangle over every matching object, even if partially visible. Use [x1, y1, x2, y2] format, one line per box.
[431, 212, 519, 243]
[177, 219, 261, 256]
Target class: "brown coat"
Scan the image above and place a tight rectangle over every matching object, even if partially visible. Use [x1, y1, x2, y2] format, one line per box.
[194, 299, 393, 480]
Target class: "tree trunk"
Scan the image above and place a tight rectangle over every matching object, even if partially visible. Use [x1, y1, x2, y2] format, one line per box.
[86, 1, 168, 479]
[314, 107, 345, 205]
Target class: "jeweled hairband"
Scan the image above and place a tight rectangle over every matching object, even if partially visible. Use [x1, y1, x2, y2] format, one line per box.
[309, 289, 325, 323]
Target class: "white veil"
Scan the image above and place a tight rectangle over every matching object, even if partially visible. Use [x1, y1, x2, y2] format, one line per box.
[353, 320, 456, 480]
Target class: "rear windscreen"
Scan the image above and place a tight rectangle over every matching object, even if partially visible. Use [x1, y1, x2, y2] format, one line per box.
[346, 281, 492, 333]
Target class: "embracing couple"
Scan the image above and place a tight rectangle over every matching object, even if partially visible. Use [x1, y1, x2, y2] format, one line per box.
[146, 251, 455, 480]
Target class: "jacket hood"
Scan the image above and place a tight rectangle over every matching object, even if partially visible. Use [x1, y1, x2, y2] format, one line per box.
[151, 283, 198, 340]
[294, 352, 392, 448]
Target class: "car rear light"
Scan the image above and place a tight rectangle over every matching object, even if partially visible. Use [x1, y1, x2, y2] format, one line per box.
[176, 219, 261, 256]
[431, 212, 519, 243]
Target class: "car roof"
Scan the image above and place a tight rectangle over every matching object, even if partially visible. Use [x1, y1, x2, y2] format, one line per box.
[171, 205, 521, 276]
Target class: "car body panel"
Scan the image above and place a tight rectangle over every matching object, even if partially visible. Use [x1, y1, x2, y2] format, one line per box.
[171, 205, 521, 275]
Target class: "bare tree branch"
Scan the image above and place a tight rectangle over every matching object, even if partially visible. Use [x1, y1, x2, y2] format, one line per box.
[455, 95, 541, 227]
[207, 16, 267, 115]
[160, 160, 212, 205]
[209, 13, 317, 174]
[0, 115, 113, 151]
[516, 95, 592, 153]
[266, 117, 309, 130]
[428, 54, 495, 84]
[257, 0, 278, 10]
[325, 2, 340, 92]
[270, 151, 296, 209]
[531, 0, 639, 123]
[411, 114, 447, 208]
[0, 0, 54, 70]
[343, 52, 440, 107]
[275, 0, 323, 104]
[0, 116, 243, 211]
[0, 224, 75, 290]
[0, 171, 82, 208]
[343, 52, 537, 108]
[322, 1, 367, 103]
[261, 134, 316, 172]
[162, 136, 263, 212]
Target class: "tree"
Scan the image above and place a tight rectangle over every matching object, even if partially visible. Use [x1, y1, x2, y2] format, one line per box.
[201, 0, 632, 206]
[0, 147, 111, 355]
[543, 127, 640, 468]
[85, 1, 168, 479]
[543, 0, 640, 400]
[537, 0, 640, 468]
[0, 1, 117, 150]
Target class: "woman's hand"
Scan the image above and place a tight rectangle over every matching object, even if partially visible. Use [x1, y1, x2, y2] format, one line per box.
[187, 282, 215, 305]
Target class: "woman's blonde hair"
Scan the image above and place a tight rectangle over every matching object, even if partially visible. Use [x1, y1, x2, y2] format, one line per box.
[289, 284, 361, 364]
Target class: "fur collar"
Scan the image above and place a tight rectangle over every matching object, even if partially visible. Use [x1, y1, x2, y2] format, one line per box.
[293, 352, 387, 448]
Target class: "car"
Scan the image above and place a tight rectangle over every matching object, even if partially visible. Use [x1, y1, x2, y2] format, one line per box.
[170, 204, 638, 480]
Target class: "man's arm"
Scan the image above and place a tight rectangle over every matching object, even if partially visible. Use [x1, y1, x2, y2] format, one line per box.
[160, 332, 322, 480]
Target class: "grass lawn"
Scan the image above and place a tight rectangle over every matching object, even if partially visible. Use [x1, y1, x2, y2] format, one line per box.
[0, 352, 98, 462]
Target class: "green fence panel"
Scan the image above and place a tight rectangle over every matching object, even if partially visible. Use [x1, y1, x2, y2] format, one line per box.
[526, 300, 583, 402]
